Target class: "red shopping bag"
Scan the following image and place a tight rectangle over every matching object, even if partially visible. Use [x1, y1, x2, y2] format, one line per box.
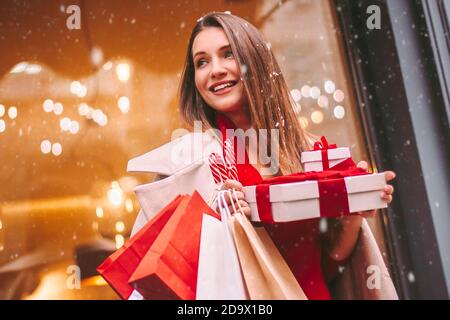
[96, 195, 184, 299]
[129, 190, 219, 300]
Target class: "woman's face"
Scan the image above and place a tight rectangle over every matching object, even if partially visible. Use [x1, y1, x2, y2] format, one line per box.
[192, 27, 247, 114]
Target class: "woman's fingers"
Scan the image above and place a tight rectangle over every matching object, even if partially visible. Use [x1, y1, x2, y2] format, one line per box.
[384, 184, 394, 195]
[380, 193, 393, 204]
[228, 200, 251, 217]
[384, 170, 396, 182]
[221, 179, 243, 191]
[223, 190, 245, 205]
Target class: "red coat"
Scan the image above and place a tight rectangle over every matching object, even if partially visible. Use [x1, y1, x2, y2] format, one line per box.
[216, 113, 345, 300]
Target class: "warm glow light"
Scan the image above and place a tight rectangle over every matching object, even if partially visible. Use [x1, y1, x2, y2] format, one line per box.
[301, 85, 311, 98]
[43, 99, 54, 113]
[115, 234, 125, 249]
[24, 64, 42, 74]
[70, 120, 79, 134]
[0, 120, 5, 133]
[311, 110, 324, 124]
[333, 89, 345, 103]
[85, 107, 94, 119]
[116, 63, 131, 82]
[334, 105, 346, 119]
[92, 109, 103, 123]
[90, 46, 104, 67]
[0, 104, 4, 117]
[290, 89, 302, 102]
[60, 117, 71, 131]
[103, 62, 113, 70]
[299, 116, 309, 129]
[77, 85, 87, 98]
[40, 140, 51, 154]
[125, 199, 134, 213]
[324, 80, 336, 94]
[78, 103, 89, 116]
[8, 106, 17, 119]
[98, 114, 108, 127]
[96, 206, 104, 218]
[310, 86, 321, 99]
[53, 102, 63, 115]
[10, 62, 28, 74]
[318, 95, 329, 108]
[70, 81, 87, 98]
[70, 81, 81, 94]
[108, 189, 123, 206]
[118, 96, 130, 114]
[51, 143, 62, 156]
[115, 221, 125, 233]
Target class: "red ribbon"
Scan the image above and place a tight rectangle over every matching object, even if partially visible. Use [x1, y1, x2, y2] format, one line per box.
[313, 136, 337, 171]
[254, 167, 367, 223]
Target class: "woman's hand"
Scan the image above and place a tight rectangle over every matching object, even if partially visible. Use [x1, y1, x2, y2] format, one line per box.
[220, 179, 252, 218]
[355, 160, 396, 218]
[329, 160, 396, 261]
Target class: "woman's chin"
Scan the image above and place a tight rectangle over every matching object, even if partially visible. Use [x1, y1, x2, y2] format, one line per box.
[210, 102, 243, 114]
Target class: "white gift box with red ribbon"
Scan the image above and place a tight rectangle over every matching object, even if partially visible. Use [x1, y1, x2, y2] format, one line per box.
[243, 173, 387, 223]
[301, 136, 351, 172]
[301, 147, 351, 172]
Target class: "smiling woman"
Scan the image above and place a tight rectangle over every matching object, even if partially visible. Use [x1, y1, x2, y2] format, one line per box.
[123, 11, 397, 300]
[192, 32, 246, 117]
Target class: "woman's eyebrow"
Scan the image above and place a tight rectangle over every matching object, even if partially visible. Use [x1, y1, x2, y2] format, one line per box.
[193, 45, 231, 58]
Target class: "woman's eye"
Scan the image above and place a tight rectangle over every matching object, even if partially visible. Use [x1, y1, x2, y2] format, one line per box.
[196, 59, 206, 68]
[225, 50, 234, 58]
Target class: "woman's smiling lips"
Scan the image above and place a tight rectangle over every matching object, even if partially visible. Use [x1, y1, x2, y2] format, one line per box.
[209, 80, 238, 95]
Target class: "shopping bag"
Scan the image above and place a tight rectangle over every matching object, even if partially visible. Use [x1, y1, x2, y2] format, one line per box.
[196, 191, 248, 300]
[220, 190, 308, 300]
[96, 195, 184, 299]
[129, 190, 219, 300]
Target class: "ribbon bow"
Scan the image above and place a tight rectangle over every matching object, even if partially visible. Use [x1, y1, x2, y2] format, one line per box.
[313, 136, 337, 151]
[312, 136, 337, 171]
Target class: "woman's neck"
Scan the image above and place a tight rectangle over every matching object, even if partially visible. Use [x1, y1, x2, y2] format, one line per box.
[223, 108, 252, 131]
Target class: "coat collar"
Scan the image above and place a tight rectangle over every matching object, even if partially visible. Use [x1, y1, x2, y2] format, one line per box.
[127, 130, 222, 175]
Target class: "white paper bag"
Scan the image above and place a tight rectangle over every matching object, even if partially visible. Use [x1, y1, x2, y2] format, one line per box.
[196, 193, 247, 300]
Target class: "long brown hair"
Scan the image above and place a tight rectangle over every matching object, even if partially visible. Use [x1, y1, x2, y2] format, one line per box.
[179, 12, 311, 175]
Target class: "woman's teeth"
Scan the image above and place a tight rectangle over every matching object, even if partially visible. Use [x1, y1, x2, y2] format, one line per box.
[213, 81, 235, 92]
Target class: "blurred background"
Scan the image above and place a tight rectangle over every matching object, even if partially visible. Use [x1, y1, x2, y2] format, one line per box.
[0, 0, 449, 299]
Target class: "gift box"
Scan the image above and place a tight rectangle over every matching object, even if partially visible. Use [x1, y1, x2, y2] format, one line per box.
[243, 170, 387, 223]
[301, 136, 351, 172]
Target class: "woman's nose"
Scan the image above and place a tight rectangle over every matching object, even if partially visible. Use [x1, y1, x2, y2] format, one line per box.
[210, 60, 227, 78]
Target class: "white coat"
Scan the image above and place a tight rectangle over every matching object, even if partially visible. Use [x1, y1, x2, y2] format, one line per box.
[127, 131, 223, 236]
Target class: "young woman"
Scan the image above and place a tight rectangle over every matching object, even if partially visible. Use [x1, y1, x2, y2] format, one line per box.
[131, 12, 395, 300]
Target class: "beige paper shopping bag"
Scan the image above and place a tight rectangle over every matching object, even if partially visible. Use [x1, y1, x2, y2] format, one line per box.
[224, 190, 307, 300]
